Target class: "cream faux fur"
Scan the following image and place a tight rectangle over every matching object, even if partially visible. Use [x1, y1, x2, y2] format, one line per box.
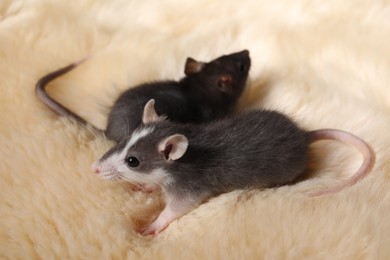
[1, 0, 390, 258]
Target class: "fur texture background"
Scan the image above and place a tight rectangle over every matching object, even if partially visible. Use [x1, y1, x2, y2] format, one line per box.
[1, 0, 390, 258]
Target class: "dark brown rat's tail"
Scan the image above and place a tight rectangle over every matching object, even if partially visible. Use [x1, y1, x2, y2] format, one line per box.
[35, 58, 102, 133]
[307, 129, 375, 197]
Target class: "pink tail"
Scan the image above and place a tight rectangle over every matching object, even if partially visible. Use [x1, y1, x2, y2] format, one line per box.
[307, 129, 375, 197]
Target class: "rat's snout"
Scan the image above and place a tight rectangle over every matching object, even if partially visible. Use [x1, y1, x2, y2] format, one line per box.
[91, 161, 102, 174]
[93, 166, 101, 174]
[91, 159, 119, 180]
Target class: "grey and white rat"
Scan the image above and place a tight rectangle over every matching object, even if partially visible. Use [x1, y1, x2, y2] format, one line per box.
[35, 50, 251, 142]
[92, 99, 376, 236]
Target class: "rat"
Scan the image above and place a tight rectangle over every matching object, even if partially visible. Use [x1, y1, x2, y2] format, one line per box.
[91, 99, 376, 236]
[35, 50, 251, 142]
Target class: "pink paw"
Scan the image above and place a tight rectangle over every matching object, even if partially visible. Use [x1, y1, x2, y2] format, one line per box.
[135, 194, 195, 236]
[138, 220, 169, 236]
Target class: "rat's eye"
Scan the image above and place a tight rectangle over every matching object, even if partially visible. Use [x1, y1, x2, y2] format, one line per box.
[125, 156, 140, 168]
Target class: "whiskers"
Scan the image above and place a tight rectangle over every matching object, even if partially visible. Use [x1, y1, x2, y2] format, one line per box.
[118, 175, 150, 193]
[118, 173, 160, 193]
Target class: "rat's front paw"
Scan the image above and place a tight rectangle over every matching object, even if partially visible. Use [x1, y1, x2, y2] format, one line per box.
[138, 219, 169, 236]
[136, 194, 196, 236]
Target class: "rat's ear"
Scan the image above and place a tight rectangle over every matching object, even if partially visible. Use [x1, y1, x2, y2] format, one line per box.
[142, 99, 164, 124]
[184, 58, 206, 75]
[217, 75, 233, 94]
[158, 134, 188, 161]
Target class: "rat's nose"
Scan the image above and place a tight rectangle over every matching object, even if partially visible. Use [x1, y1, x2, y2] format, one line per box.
[91, 162, 101, 174]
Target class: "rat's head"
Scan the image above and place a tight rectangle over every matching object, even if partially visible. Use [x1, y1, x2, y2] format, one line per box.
[183, 50, 251, 103]
[92, 99, 189, 187]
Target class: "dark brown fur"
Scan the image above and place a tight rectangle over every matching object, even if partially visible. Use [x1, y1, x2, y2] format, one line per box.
[35, 50, 251, 142]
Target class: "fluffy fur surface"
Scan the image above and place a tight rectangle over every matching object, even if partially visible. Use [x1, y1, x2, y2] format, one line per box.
[1, 0, 390, 258]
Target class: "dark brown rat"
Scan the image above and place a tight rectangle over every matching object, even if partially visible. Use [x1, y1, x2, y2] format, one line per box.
[35, 50, 251, 142]
[92, 99, 375, 236]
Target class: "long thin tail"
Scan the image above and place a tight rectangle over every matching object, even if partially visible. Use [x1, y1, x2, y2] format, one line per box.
[307, 129, 375, 197]
[35, 58, 102, 133]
